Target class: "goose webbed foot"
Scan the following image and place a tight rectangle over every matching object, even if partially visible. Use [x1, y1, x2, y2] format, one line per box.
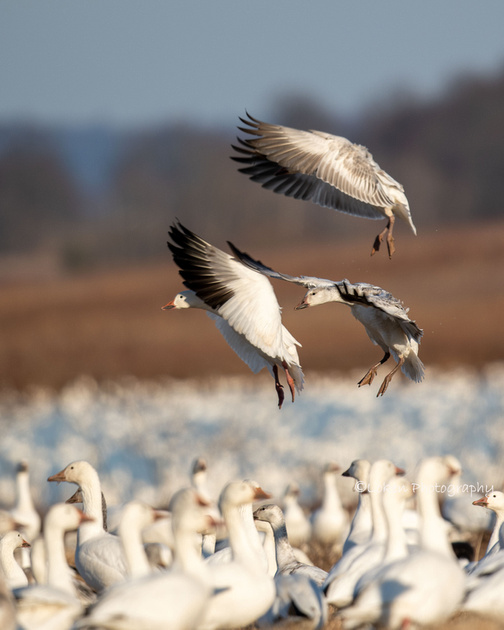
[358, 368, 378, 388]
[283, 362, 296, 403]
[376, 357, 404, 397]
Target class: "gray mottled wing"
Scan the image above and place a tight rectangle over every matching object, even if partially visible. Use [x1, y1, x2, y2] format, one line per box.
[226, 241, 334, 290]
[231, 113, 397, 219]
[336, 280, 423, 342]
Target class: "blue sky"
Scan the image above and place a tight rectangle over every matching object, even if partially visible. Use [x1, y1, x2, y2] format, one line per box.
[2, 1, 504, 128]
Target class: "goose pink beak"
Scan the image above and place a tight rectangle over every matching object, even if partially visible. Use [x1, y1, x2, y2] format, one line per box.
[295, 298, 309, 310]
[161, 300, 176, 310]
[473, 496, 488, 507]
[47, 469, 67, 483]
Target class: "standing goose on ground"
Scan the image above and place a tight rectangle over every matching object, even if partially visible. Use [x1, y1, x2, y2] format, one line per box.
[229, 244, 424, 396]
[163, 221, 304, 408]
[341, 459, 373, 554]
[232, 112, 416, 258]
[253, 503, 328, 587]
[310, 462, 349, 548]
[13, 504, 91, 630]
[282, 482, 311, 549]
[48, 461, 129, 592]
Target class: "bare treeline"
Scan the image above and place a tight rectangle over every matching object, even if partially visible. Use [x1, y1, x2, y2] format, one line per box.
[1, 66, 504, 273]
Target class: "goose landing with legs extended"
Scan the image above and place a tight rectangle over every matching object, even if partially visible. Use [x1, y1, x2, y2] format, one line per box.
[229, 244, 424, 397]
[163, 221, 304, 408]
[232, 113, 416, 258]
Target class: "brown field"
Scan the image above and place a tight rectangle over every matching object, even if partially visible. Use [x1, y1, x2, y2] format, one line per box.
[1, 219, 503, 391]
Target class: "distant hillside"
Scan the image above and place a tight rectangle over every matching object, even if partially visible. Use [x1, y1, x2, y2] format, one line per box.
[1, 67, 504, 277]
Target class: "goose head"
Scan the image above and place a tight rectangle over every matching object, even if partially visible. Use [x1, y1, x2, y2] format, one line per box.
[47, 460, 99, 487]
[162, 290, 202, 310]
[253, 503, 285, 530]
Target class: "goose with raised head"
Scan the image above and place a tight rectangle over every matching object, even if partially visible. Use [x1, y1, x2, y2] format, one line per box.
[340, 456, 466, 629]
[282, 481, 311, 549]
[232, 112, 416, 258]
[341, 459, 373, 554]
[48, 460, 129, 592]
[229, 243, 424, 396]
[10, 461, 41, 570]
[75, 488, 215, 630]
[472, 490, 504, 557]
[197, 480, 276, 630]
[117, 501, 166, 579]
[0, 531, 30, 588]
[13, 503, 91, 630]
[163, 222, 304, 408]
[310, 462, 349, 548]
[324, 459, 405, 608]
[254, 503, 328, 587]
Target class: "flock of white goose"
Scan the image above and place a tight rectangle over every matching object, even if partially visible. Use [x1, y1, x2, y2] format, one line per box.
[1, 114, 496, 629]
[164, 113, 424, 406]
[0, 454, 503, 629]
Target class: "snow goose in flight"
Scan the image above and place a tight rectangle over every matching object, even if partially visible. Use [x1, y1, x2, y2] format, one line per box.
[163, 221, 304, 408]
[232, 112, 416, 258]
[229, 244, 424, 396]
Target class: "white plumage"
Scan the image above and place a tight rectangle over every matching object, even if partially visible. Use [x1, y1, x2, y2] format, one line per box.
[163, 221, 304, 408]
[230, 244, 424, 396]
[232, 112, 416, 258]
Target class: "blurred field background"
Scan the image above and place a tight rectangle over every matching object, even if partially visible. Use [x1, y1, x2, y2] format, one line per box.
[1, 68, 504, 391]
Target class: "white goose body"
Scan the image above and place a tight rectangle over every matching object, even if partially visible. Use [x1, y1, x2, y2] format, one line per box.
[282, 482, 311, 548]
[232, 112, 416, 258]
[76, 488, 214, 630]
[340, 456, 466, 629]
[254, 503, 328, 587]
[230, 245, 424, 396]
[341, 459, 372, 554]
[324, 459, 404, 608]
[13, 504, 89, 630]
[164, 222, 304, 408]
[310, 462, 349, 548]
[197, 480, 276, 630]
[48, 461, 129, 592]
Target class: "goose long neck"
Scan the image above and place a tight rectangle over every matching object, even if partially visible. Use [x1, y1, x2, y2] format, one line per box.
[118, 521, 151, 578]
[487, 512, 504, 552]
[223, 503, 265, 573]
[270, 519, 298, 570]
[323, 474, 343, 512]
[78, 472, 105, 542]
[172, 520, 205, 578]
[45, 525, 76, 594]
[369, 484, 388, 543]
[383, 496, 408, 562]
[417, 473, 453, 557]
[16, 470, 35, 513]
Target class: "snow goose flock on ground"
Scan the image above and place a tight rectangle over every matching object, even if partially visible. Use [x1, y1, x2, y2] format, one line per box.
[0, 453, 501, 628]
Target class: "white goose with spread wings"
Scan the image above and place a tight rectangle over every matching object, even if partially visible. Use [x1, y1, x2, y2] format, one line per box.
[163, 222, 304, 408]
[232, 113, 416, 258]
[229, 244, 424, 397]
